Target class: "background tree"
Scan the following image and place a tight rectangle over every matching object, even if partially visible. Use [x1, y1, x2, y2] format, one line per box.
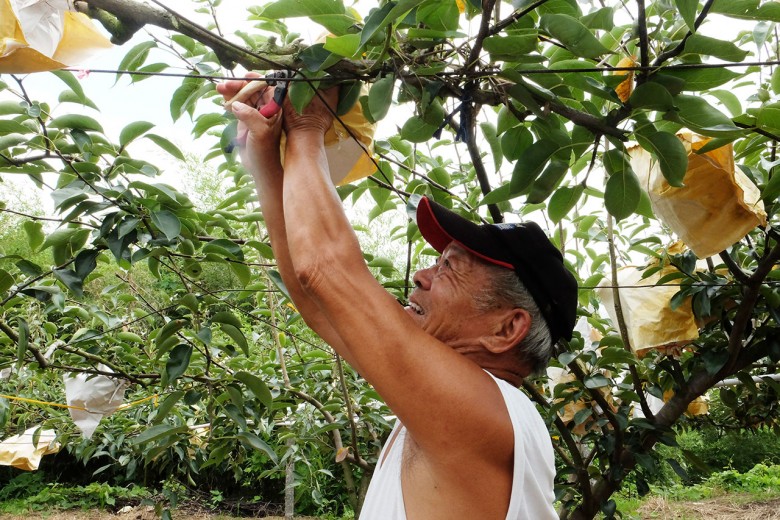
[1, 0, 780, 518]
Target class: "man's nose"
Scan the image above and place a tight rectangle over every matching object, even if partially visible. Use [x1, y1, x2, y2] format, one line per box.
[412, 265, 433, 289]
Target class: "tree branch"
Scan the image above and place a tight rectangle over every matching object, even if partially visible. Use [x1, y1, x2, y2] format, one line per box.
[607, 215, 655, 420]
[636, 0, 649, 84]
[652, 0, 717, 66]
[719, 250, 751, 285]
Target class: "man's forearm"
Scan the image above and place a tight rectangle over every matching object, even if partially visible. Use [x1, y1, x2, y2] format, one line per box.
[245, 148, 354, 364]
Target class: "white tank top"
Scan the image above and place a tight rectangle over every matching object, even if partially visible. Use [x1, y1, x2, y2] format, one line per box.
[359, 373, 558, 519]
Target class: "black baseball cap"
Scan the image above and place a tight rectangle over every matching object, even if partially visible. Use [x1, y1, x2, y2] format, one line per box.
[411, 195, 578, 345]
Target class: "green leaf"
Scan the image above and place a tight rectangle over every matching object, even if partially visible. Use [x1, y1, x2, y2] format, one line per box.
[212, 311, 242, 330]
[762, 167, 780, 202]
[480, 122, 503, 172]
[400, 115, 439, 143]
[0, 120, 31, 136]
[299, 44, 338, 72]
[217, 186, 256, 210]
[156, 319, 186, 349]
[0, 269, 13, 294]
[237, 432, 279, 463]
[702, 349, 729, 375]
[336, 81, 362, 116]
[49, 115, 104, 133]
[268, 270, 291, 300]
[772, 68, 780, 96]
[548, 185, 584, 222]
[682, 34, 749, 62]
[0, 101, 27, 116]
[663, 68, 740, 91]
[170, 77, 206, 122]
[22, 221, 44, 251]
[756, 102, 780, 133]
[709, 90, 743, 117]
[58, 90, 99, 110]
[146, 134, 185, 161]
[501, 126, 534, 161]
[117, 41, 157, 79]
[54, 268, 84, 297]
[368, 74, 395, 122]
[581, 7, 614, 30]
[711, 0, 780, 22]
[603, 148, 628, 176]
[260, 0, 357, 35]
[510, 139, 559, 194]
[289, 80, 316, 116]
[584, 373, 610, 388]
[203, 239, 244, 260]
[51, 70, 87, 104]
[527, 159, 569, 203]
[360, 0, 426, 47]
[636, 131, 688, 187]
[119, 121, 155, 148]
[131, 424, 189, 445]
[235, 371, 273, 409]
[482, 32, 538, 61]
[219, 324, 249, 356]
[477, 183, 512, 206]
[166, 344, 193, 382]
[605, 169, 641, 220]
[229, 263, 251, 287]
[74, 249, 99, 280]
[324, 34, 361, 58]
[668, 95, 742, 138]
[0, 133, 28, 151]
[629, 82, 675, 112]
[151, 210, 182, 241]
[15, 318, 28, 369]
[416, 0, 460, 31]
[539, 14, 611, 59]
[191, 113, 225, 137]
[152, 391, 185, 425]
[674, 0, 697, 31]
[40, 228, 90, 251]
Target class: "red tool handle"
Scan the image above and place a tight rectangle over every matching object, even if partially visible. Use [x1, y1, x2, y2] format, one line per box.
[259, 100, 282, 117]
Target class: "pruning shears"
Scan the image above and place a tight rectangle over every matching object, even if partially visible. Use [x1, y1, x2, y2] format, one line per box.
[259, 71, 291, 117]
[223, 70, 292, 118]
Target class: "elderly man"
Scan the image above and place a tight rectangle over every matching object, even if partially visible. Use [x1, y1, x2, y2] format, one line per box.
[217, 78, 577, 519]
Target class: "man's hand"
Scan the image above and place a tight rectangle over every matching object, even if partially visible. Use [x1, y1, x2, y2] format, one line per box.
[283, 87, 339, 137]
[216, 74, 283, 160]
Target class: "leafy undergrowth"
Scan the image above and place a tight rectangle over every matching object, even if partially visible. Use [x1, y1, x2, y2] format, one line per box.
[0, 472, 307, 519]
[617, 464, 780, 519]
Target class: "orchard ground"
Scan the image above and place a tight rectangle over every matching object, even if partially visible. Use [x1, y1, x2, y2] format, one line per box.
[2, 494, 780, 520]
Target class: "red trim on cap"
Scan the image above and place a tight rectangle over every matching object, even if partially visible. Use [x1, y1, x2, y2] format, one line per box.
[453, 241, 515, 270]
[417, 197, 515, 271]
[416, 197, 456, 252]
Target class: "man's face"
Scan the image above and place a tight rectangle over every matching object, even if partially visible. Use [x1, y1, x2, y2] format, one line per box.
[405, 243, 507, 348]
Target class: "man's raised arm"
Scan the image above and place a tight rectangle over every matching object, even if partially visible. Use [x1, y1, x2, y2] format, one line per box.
[217, 79, 357, 368]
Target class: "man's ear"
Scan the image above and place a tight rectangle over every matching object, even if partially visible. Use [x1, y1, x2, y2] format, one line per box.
[481, 308, 531, 354]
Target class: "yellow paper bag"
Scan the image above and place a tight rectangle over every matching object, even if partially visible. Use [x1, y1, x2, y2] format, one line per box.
[629, 133, 767, 259]
[323, 93, 376, 185]
[598, 264, 699, 357]
[546, 367, 615, 435]
[278, 86, 376, 186]
[0, 426, 60, 471]
[0, 0, 112, 74]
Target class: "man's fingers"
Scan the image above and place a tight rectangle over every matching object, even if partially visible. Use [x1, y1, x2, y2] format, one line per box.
[230, 101, 281, 149]
[223, 80, 269, 110]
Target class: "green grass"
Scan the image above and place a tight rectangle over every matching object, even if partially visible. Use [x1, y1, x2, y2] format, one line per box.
[0, 473, 151, 514]
[615, 464, 780, 518]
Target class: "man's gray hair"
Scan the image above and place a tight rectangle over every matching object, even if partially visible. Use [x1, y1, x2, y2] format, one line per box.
[476, 263, 554, 375]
